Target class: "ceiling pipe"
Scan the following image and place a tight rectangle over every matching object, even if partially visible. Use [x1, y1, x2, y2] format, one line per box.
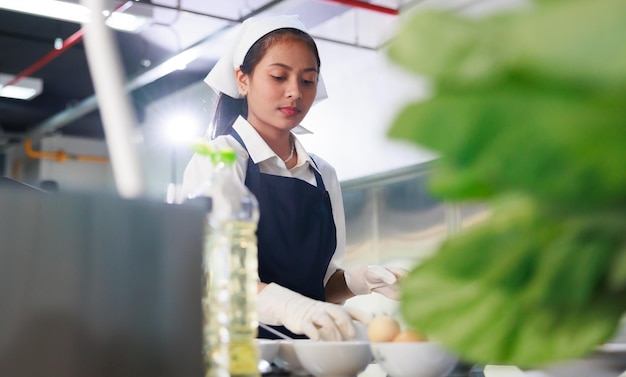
[320, 0, 399, 15]
[3, 1, 131, 89]
[3, 30, 84, 88]
[81, 0, 145, 198]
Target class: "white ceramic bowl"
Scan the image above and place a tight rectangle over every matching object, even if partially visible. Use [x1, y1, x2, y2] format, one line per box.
[370, 341, 458, 377]
[275, 340, 309, 375]
[256, 339, 280, 364]
[292, 340, 373, 377]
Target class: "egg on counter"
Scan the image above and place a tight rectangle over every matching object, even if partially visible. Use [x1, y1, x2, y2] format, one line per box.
[393, 329, 427, 342]
[367, 315, 401, 342]
[367, 315, 428, 343]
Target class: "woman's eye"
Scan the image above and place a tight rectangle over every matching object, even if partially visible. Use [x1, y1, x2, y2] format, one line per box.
[302, 79, 315, 85]
[271, 76, 286, 81]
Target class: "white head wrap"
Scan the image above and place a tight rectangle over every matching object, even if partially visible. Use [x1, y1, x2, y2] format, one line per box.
[204, 15, 327, 102]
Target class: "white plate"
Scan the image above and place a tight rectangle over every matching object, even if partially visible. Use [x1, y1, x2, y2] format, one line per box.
[597, 343, 626, 354]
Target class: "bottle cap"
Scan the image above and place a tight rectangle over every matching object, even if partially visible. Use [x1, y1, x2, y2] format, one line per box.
[210, 148, 237, 165]
[190, 140, 236, 165]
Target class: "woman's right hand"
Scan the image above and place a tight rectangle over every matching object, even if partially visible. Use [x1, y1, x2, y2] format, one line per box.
[258, 283, 371, 340]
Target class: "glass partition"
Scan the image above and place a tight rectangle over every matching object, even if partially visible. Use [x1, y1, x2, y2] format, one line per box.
[341, 161, 446, 270]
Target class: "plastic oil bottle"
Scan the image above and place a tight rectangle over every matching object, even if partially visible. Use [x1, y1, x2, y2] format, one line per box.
[191, 146, 260, 377]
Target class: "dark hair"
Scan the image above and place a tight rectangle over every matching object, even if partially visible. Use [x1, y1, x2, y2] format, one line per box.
[209, 28, 321, 139]
[209, 94, 246, 140]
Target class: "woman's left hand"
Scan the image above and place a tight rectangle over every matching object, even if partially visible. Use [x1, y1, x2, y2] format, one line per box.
[344, 265, 409, 300]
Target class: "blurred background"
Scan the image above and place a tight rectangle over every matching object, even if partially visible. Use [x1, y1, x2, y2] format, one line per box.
[0, 0, 526, 196]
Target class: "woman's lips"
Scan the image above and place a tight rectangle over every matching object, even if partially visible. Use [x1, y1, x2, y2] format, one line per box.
[280, 107, 298, 116]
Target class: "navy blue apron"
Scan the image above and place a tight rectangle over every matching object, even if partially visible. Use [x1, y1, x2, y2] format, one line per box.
[231, 130, 337, 339]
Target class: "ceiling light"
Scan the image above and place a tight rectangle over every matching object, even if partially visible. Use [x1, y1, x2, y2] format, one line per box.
[0, 0, 151, 33]
[105, 12, 149, 33]
[0, 73, 43, 100]
[0, 0, 90, 23]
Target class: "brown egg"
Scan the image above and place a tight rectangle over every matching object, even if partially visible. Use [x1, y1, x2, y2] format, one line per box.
[367, 316, 401, 343]
[392, 329, 428, 342]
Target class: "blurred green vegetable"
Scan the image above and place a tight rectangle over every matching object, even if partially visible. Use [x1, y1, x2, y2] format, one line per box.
[388, 0, 626, 368]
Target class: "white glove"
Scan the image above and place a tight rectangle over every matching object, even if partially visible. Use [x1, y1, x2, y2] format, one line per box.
[344, 265, 408, 300]
[257, 283, 372, 341]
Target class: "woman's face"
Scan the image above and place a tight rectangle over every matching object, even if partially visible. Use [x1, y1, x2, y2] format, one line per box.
[237, 38, 319, 135]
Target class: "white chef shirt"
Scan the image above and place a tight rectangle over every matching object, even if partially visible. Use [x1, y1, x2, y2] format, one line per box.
[182, 116, 346, 286]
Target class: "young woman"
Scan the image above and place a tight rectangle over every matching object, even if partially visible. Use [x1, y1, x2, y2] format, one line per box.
[182, 15, 406, 341]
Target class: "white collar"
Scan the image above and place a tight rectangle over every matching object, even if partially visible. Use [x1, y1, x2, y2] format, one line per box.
[232, 117, 317, 170]
[292, 124, 314, 135]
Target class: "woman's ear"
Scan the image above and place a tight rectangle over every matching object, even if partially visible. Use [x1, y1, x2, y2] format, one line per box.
[235, 68, 248, 96]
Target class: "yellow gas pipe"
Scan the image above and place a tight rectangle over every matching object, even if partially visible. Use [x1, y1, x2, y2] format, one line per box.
[24, 137, 110, 163]
[11, 138, 110, 180]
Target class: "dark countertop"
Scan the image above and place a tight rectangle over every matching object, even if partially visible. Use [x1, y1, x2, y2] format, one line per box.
[261, 361, 485, 377]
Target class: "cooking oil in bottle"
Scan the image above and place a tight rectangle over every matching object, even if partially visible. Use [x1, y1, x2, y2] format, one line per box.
[193, 148, 260, 377]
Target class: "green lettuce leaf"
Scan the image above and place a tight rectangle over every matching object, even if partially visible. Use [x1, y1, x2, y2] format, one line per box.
[389, 81, 626, 208]
[388, 0, 626, 91]
[400, 197, 626, 367]
[388, 0, 626, 367]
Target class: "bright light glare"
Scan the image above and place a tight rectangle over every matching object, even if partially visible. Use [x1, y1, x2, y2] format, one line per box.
[0, 0, 90, 23]
[164, 113, 201, 145]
